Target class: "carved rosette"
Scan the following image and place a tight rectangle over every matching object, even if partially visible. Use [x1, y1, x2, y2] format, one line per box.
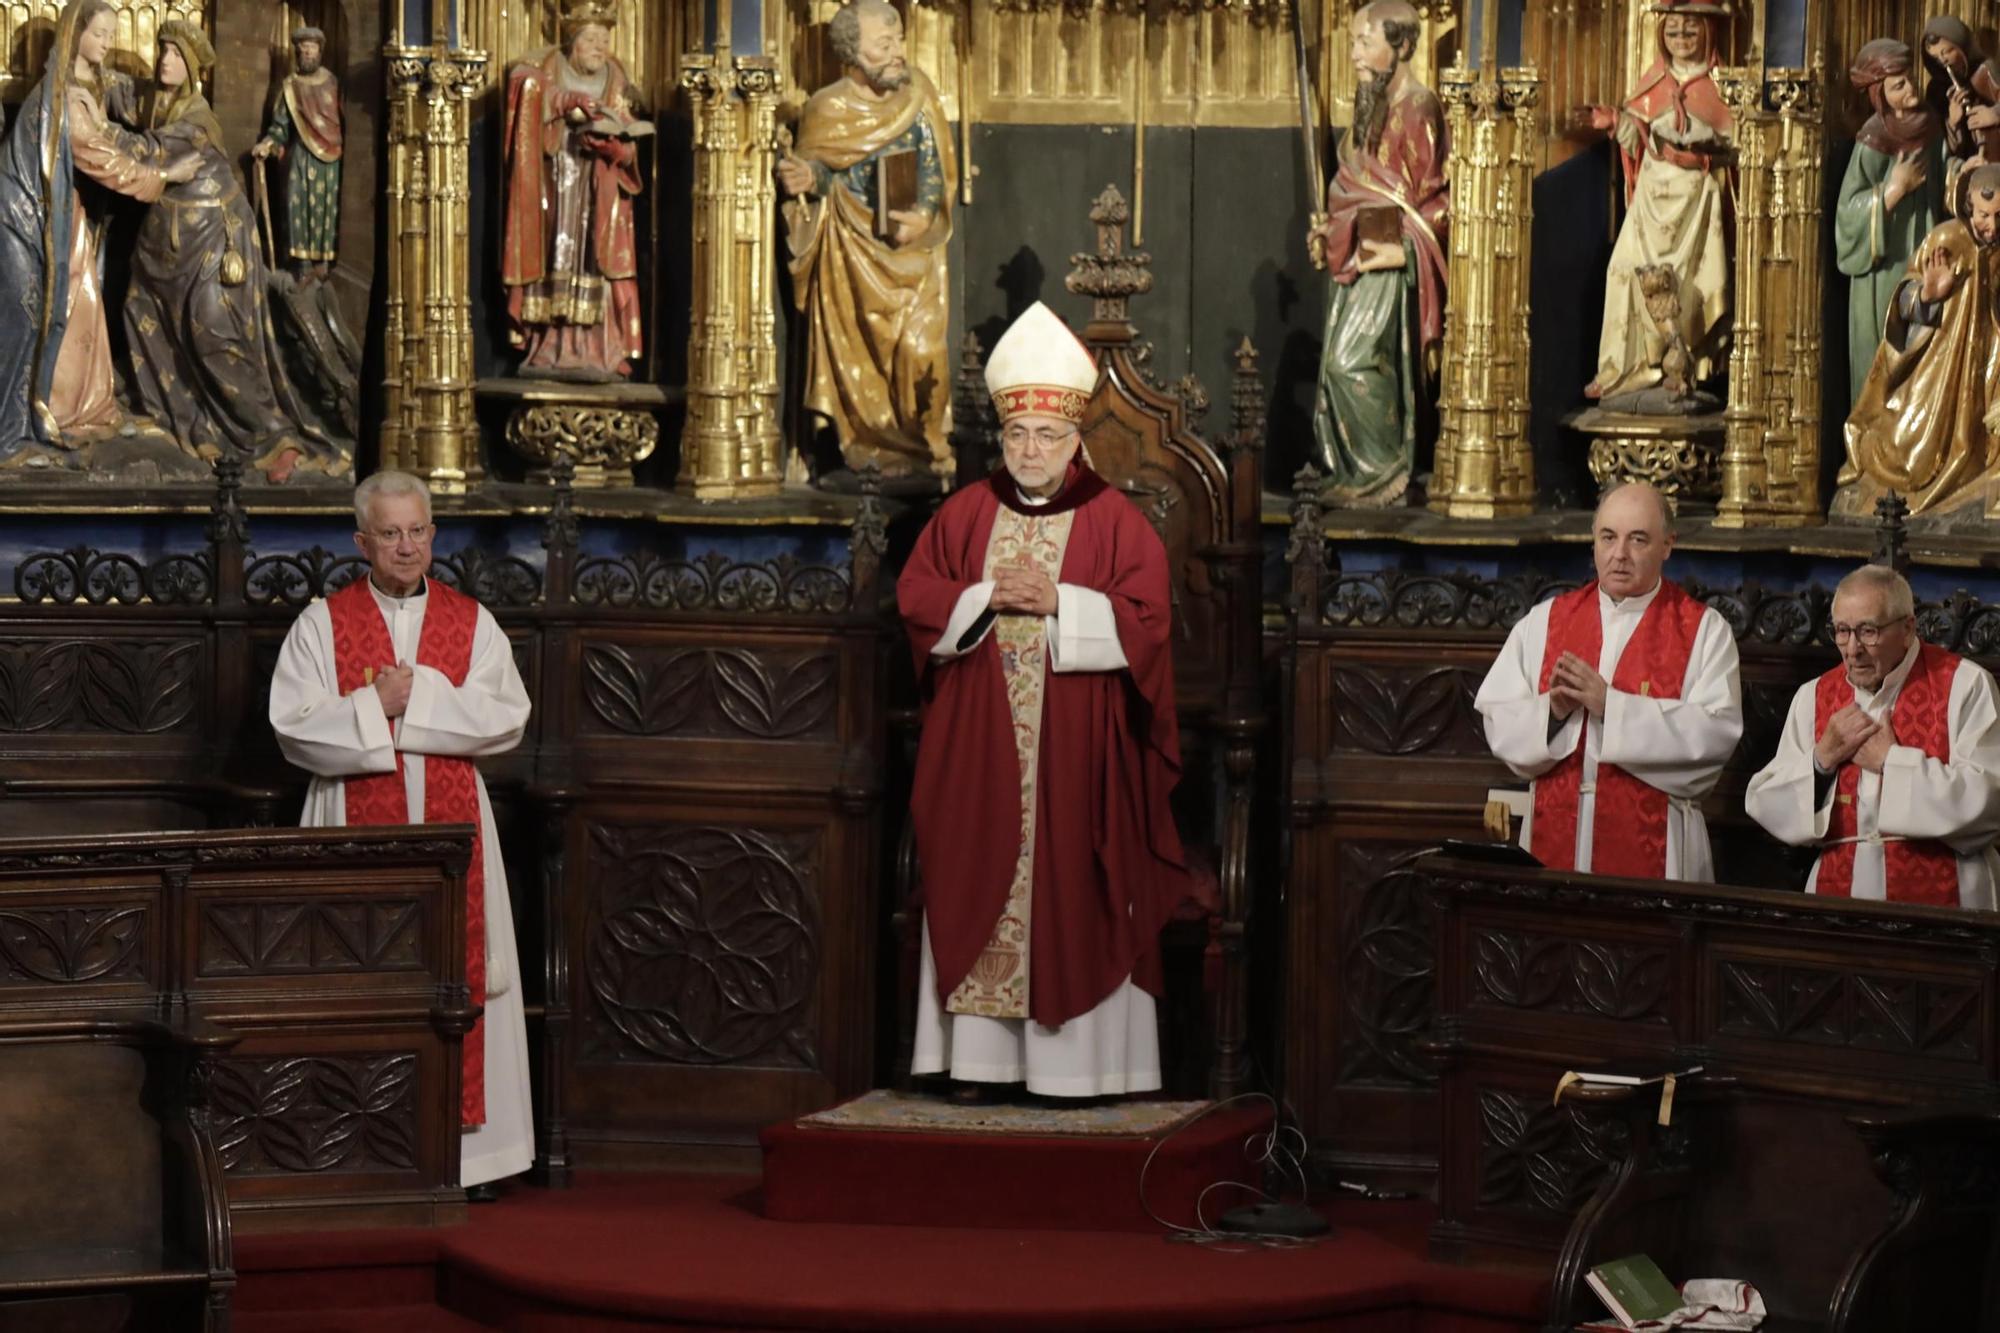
[505, 403, 660, 489]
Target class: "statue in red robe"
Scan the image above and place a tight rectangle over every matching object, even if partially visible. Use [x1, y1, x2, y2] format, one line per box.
[898, 303, 1190, 1098]
[500, 1, 643, 383]
[1306, 1, 1448, 506]
[1578, 0, 1733, 408]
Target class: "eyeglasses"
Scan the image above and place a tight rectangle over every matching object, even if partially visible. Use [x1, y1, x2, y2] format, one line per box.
[366, 524, 432, 545]
[1831, 621, 1897, 645]
[1001, 426, 1077, 453]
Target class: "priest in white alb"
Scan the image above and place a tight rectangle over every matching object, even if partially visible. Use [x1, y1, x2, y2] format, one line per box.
[897, 302, 1191, 1097]
[269, 471, 535, 1188]
[1746, 564, 2000, 909]
[1475, 482, 1743, 880]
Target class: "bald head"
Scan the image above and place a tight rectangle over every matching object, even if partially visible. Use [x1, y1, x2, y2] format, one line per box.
[1592, 483, 1674, 600]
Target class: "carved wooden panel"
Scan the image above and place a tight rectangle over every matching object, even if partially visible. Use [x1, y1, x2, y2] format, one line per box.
[198, 900, 426, 977]
[209, 1053, 420, 1176]
[579, 643, 837, 741]
[1476, 1086, 1630, 1216]
[0, 638, 201, 733]
[1336, 842, 1438, 1087]
[1333, 663, 1488, 757]
[578, 823, 821, 1069]
[0, 904, 149, 985]
[1472, 930, 1672, 1025]
[1714, 960, 1985, 1063]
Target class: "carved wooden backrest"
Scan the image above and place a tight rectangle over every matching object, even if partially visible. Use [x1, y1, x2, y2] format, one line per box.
[1067, 185, 1234, 719]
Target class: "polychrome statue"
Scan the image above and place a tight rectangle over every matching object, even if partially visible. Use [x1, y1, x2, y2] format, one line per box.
[1306, 0, 1447, 506]
[778, 0, 956, 484]
[253, 26, 344, 287]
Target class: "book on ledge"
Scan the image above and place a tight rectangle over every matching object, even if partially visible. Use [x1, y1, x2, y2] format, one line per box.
[1584, 1253, 1681, 1328]
[874, 146, 919, 239]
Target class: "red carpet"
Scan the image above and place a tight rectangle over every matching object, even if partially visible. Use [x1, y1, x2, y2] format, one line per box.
[760, 1104, 1274, 1231]
[235, 1173, 1549, 1332]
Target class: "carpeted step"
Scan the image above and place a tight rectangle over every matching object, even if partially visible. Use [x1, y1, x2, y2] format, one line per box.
[234, 1303, 490, 1333]
[760, 1092, 1277, 1232]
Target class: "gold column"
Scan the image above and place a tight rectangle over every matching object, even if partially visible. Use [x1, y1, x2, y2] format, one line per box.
[1431, 56, 1539, 519]
[381, 44, 488, 494]
[1713, 63, 1825, 529]
[677, 53, 784, 500]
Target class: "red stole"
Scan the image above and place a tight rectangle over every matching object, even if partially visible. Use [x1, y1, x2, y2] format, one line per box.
[1531, 580, 1708, 878]
[1812, 643, 1961, 906]
[327, 578, 487, 1128]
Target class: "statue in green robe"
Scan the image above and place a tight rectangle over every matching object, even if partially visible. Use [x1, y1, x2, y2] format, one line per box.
[1836, 38, 1945, 412]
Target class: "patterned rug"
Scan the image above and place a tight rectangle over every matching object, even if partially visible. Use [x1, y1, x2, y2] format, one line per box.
[796, 1090, 1211, 1138]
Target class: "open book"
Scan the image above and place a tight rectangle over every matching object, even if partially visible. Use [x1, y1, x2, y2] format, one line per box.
[586, 115, 655, 139]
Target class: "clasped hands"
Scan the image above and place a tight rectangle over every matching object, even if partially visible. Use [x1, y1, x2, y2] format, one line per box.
[1816, 703, 1895, 776]
[989, 562, 1057, 618]
[1547, 652, 1609, 722]
[373, 662, 416, 719]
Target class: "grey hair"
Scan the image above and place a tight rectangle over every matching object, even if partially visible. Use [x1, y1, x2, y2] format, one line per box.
[829, 0, 898, 67]
[354, 470, 433, 532]
[1836, 564, 1916, 620]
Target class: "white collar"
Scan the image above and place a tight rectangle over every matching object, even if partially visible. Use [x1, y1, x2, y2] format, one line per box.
[368, 576, 427, 609]
[1599, 579, 1662, 617]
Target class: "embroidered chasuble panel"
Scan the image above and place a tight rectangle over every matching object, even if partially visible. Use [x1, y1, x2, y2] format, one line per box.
[946, 505, 1076, 1019]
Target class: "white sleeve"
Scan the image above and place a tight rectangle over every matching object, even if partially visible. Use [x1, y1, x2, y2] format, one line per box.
[1878, 661, 2000, 852]
[929, 582, 996, 659]
[269, 601, 398, 778]
[1475, 601, 1581, 779]
[1047, 583, 1130, 673]
[398, 607, 532, 759]
[1744, 682, 1832, 846]
[1596, 608, 1744, 797]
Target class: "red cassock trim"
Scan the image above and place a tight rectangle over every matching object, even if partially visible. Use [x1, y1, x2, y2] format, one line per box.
[1530, 580, 1707, 878]
[328, 579, 488, 1128]
[1812, 644, 1961, 906]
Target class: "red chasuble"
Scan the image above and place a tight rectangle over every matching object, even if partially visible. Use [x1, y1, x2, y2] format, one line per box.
[1531, 579, 1708, 878]
[326, 579, 487, 1127]
[897, 466, 1190, 1027]
[1812, 643, 1961, 905]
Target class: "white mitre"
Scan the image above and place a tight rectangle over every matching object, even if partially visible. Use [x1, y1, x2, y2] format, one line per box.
[984, 301, 1098, 425]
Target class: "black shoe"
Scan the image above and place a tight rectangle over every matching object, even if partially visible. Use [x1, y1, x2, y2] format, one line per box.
[466, 1183, 502, 1203]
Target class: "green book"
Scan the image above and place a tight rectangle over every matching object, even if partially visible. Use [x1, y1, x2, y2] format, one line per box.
[1585, 1253, 1681, 1327]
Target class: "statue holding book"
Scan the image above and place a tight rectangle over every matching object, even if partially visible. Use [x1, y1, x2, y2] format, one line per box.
[1306, 0, 1449, 506]
[500, 0, 649, 382]
[778, 0, 957, 484]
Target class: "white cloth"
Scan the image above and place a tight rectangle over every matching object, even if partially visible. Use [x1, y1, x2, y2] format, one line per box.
[911, 923, 1161, 1096]
[268, 580, 536, 1186]
[1474, 583, 1743, 880]
[1744, 643, 2000, 909]
[928, 581, 1129, 672]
